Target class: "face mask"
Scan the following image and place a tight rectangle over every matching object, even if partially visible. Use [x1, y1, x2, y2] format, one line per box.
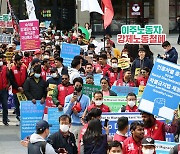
[142, 148, 154, 154]
[111, 63, 118, 68]
[44, 55, 50, 59]
[122, 53, 128, 58]
[75, 86, 82, 92]
[94, 100, 103, 106]
[164, 49, 168, 52]
[93, 61, 97, 65]
[55, 41, 61, 46]
[45, 40, 50, 44]
[34, 73, 41, 78]
[0, 61, 3, 66]
[55, 36, 59, 40]
[52, 73, 57, 78]
[88, 54, 93, 58]
[60, 124, 69, 133]
[128, 101, 136, 108]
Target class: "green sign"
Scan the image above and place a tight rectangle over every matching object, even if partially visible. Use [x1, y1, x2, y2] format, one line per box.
[3, 14, 9, 21]
[82, 84, 101, 100]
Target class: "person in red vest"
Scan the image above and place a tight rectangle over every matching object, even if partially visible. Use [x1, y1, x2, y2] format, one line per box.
[52, 74, 74, 111]
[141, 137, 156, 154]
[141, 111, 178, 141]
[123, 121, 144, 154]
[87, 91, 110, 112]
[9, 54, 27, 122]
[94, 54, 111, 75]
[113, 116, 128, 143]
[136, 67, 150, 87]
[105, 57, 123, 86]
[113, 69, 136, 87]
[119, 92, 139, 112]
[22, 51, 33, 68]
[0, 54, 9, 125]
[41, 59, 51, 81]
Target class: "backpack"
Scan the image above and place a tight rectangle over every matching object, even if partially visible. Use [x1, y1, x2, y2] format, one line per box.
[28, 141, 47, 154]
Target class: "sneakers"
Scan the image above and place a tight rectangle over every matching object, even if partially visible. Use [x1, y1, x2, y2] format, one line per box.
[3, 121, 9, 126]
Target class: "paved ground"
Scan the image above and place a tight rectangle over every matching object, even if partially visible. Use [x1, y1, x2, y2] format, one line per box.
[0, 34, 179, 154]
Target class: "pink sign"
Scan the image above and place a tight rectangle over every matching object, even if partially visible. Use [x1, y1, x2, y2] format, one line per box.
[20, 20, 40, 51]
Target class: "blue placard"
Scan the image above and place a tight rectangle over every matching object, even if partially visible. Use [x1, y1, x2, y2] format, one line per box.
[20, 100, 45, 140]
[155, 140, 177, 154]
[111, 86, 139, 96]
[139, 59, 180, 120]
[0, 94, 15, 109]
[101, 112, 174, 142]
[48, 107, 64, 134]
[94, 74, 103, 86]
[16, 45, 21, 50]
[60, 43, 80, 67]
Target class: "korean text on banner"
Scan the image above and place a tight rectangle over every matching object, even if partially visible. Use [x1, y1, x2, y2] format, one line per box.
[111, 86, 139, 96]
[19, 20, 40, 51]
[138, 58, 180, 120]
[60, 43, 80, 67]
[20, 100, 45, 140]
[48, 107, 64, 134]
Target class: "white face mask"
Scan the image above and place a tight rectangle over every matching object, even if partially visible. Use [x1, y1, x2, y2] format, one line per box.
[142, 148, 154, 154]
[164, 49, 168, 52]
[34, 73, 41, 78]
[44, 55, 50, 59]
[94, 100, 103, 106]
[122, 53, 128, 58]
[52, 73, 57, 78]
[45, 40, 50, 44]
[111, 63, 118, 68]
[0, 61, 3, 66]
[128, 101, 136, 108]
[60, 124, 70, 133]
[54, 36, 59, 40]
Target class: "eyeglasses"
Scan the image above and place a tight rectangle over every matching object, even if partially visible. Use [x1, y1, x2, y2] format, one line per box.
[62, 78, 68, 80]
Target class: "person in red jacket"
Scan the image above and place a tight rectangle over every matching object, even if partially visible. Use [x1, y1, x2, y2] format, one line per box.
[123, 121, 144, 154]
[41, 59, 51, 81]
[9, 54, 27, 122]
[136, 67, 150, 87]
[113, 69, 136, 87]
[22, 51, 33, 68]
[141, 111, 178, 141]
[119, 92, 138, 112]
[52, 74, 74, 110]
[105, 57, 123, 86]
[94, 54, 111, 75]
[113, 116, 128, 143]
[87, 91, 110, 112]
[0, 54, 9, 125]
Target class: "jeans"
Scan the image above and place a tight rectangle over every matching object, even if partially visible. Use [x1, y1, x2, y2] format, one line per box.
[0, 89, 8, 122]
[13, 94, 20, 118]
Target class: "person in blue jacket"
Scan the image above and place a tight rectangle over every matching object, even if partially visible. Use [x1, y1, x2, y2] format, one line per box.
[161, 41, 178, 64]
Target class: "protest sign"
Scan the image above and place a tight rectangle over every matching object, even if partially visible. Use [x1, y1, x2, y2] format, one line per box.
[0, 14, 13, 28]
[118, 58, 130, 69]
[94, 74, 103, 86]
[0, 94, 14, 109]
[16, 92, 27, 102]
[47, 84, 57, 97]
[60, 43, 80, 67]
[134, 68, 141, 79]
[138, 85, 146, 96]
[20, 100, 45, 140]
[155, 140, 177, 154]
[82, 84, 101, 100]
[5, 51, 14, 61]
[139, 59, 180, 120]
[0, 34, 12, 44]
[111, 86, 139, 96]
[19, 20, 40, 51]
[117, 25, 166, 44]
[48, 107, 64, 134]
[101, 112, 174, 142]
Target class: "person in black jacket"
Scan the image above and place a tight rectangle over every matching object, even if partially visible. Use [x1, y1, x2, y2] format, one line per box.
[23, 65, 47, 104]
[55, 57, 68, 76]
[177, 16, 180, 45]
[48, 114, 78, 154]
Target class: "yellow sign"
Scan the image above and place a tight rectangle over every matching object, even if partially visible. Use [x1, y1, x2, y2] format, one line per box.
[16, 92, 27, 102]
[5, 52, 14, 61]
[134, 68, 141, 79]
[118, 58, 130, 69]
[138, 85, 146, 96]
[47, 84, 57, 97]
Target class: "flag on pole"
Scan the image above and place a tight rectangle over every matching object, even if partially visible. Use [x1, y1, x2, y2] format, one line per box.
[102, 0, 114, 29]
[25, 0, 37, 20]
[81, 0, 103, 15]
[6, 0, 19, 33]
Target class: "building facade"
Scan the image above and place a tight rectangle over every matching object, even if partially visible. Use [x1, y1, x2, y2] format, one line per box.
[0, 0, 179, 34]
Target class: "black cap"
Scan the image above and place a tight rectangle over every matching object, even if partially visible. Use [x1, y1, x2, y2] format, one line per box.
[31, 58, 40, 66]
[142, 137, 155, 146]
[86, 74, 94, 79]
[88, 44, 96, 49]
[36, 120, 51, 133]
[50, 67, 57, 73]
[138, 48, 146, 52]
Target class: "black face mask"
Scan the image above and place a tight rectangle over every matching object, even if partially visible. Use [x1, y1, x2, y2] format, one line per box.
[24, 52, 29, 57]
[75, 86, 82, 92]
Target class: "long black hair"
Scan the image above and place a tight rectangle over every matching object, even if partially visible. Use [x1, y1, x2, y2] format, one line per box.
[83, 119, 103, 144]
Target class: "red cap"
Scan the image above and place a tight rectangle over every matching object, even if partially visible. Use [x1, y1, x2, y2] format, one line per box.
[34, 49, 41, 55]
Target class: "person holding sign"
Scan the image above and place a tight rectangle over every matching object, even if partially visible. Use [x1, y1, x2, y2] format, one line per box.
[131, 48, 153, 79]
[123, 121, 144, 154]
[0, 54, 9, 126]
[23, 65, 47, 104]
[141, 111, 178, 141]
[87, 91, 110, 112]
[64, 77, 90, 141]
